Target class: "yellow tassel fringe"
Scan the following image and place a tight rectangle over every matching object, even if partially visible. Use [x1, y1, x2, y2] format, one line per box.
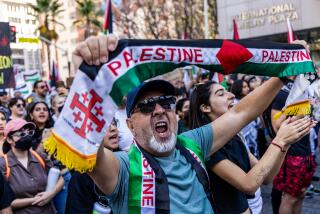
[43, 132, 96, 173]
[274, 99, 311, 120]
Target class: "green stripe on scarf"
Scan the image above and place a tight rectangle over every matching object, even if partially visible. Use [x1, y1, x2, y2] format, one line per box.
[110, 62, 222, 105]
[128, 144, 143, 214]
[235, 61, 314, 77]
[177, 135, 205, 164]
[127, 136, 205, 214]
[109, 60, 314, 105]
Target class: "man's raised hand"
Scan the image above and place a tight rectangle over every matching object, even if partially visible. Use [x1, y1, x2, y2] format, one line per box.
[72, 34, 118, 71]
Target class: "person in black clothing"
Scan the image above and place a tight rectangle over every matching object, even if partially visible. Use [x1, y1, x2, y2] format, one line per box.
[0, 172, 15, 213]
[267, 80, 316, 214]
[66, 119, 119, 213]
[189, 80, 314, 214]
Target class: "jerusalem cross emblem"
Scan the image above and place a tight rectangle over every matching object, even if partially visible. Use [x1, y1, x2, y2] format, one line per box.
[69, 89, 106, 139]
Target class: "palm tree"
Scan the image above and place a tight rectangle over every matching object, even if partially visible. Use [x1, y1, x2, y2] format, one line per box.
[49, 0, 65, 65]
[50, 0, 65, 30]
[74, 0, 103, 39]
[29, 0, 52, 40]
[29, 0, 64, 75]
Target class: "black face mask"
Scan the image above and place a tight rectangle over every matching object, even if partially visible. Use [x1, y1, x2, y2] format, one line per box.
[14, 136, 33, 151]
[58, 105, 64, 113]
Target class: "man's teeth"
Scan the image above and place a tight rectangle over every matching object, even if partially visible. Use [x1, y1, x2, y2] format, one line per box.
[156, 122, 166, 127]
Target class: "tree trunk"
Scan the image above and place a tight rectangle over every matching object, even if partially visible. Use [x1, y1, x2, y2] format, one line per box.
[84, 18, 91, 39]
[84, 28, 90, 39]
[53, 22, 59, 67]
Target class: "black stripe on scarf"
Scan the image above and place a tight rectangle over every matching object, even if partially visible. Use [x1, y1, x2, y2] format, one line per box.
[136, 142, 216, 213]
[79, 39, 306, 81]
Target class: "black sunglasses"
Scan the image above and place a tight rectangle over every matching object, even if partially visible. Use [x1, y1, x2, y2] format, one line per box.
[10, 129, 35, 138]
[132, 95, 176, 116]
[16, 103, 25, 108]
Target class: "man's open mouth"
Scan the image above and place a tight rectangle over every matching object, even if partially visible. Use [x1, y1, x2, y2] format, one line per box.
[155, 121, 168, 134]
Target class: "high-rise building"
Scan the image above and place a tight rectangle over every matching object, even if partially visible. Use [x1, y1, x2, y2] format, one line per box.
[0, 0, 42, 75]
[55, 0, 79, 79]
[56, 0, 105, 80]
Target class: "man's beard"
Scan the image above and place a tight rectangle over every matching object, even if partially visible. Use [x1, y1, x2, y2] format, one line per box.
[149, 133, 177, 153]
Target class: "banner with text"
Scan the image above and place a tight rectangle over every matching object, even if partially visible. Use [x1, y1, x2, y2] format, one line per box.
[0, 22, 15, 89]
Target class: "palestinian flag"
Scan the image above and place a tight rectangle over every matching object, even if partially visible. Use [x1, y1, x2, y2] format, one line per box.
[286, 18, 296, 44]
[102, 39, 315, 105]
[103, 0, 112, 34]
[15, 83, 29, 95]
[44, 39, 316, 172]
[24, 70, 41, 82]
[233, 19, 240, 40]
[50, 60, 61, 88]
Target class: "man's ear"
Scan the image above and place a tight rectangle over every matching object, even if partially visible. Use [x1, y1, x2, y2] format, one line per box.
[126, 118, 136, 137]
[200, 104, 211, 113]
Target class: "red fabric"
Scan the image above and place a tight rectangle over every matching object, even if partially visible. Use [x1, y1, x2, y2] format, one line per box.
[233, 19, 239, 40]
[286, 18, 297, 44]
[273, 155, 316, 197]
[104, 0, 112, 33]
[216, 40, 253, 74]
[218, 73, 224, 83]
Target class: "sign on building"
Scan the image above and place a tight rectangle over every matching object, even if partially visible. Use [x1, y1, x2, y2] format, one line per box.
[217, 0, 320, 39]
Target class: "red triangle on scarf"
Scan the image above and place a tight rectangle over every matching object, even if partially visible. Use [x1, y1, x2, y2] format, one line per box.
[216, 40, 253, 74]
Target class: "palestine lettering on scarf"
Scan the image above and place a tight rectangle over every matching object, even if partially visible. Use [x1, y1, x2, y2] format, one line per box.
[107, 47, 204, 76]
[261, 49, 310, 63]
[142, 155, 155, 207]
[45, 39, 316, 173]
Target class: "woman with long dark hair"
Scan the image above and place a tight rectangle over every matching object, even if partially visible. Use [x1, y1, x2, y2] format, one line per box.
[189, 81, 314, 214]
[230, 80, 250, 100]
[25, 101, 54, 150]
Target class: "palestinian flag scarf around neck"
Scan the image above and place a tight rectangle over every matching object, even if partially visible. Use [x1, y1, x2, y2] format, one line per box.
[128, 135, 215, 214]
[43, 39, 316, 172]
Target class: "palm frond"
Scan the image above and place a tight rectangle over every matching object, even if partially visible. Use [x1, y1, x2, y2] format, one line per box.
[91, 19, 102, 29]
[49, 19, 66, 28]
[73, 19, 85, 26]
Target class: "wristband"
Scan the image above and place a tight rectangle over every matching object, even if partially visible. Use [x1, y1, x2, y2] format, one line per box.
[271, 141, 287, 153]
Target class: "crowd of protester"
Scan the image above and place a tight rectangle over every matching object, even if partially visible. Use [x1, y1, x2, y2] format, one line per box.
[0, 35, 319, 214]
